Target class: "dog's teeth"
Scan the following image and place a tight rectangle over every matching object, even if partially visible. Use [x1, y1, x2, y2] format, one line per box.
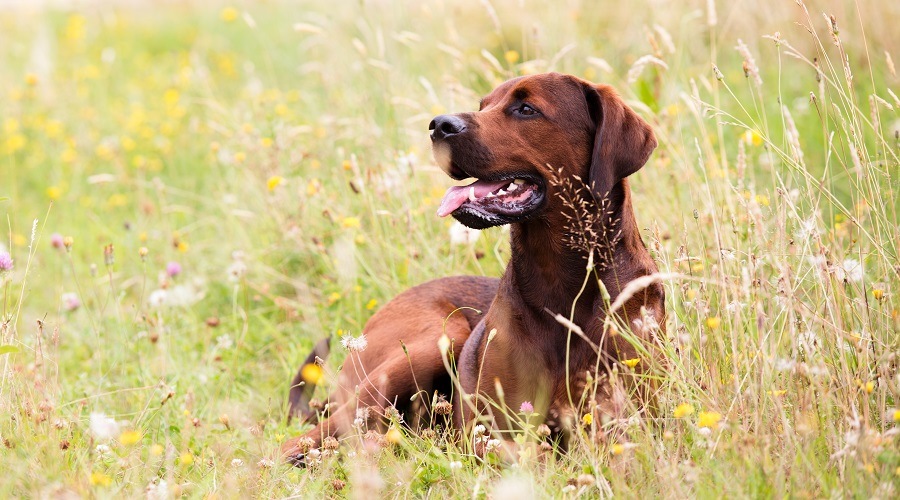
[486, 192, 495, 198]
[507, 182, 518, 191]
[513, 178, 525, 185]
[468, 187, 476, 202]
[497, 189, 507, 196]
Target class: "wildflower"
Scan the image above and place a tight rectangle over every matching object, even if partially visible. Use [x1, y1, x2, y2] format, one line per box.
[103, 244, 114, 267]
[179, 452, 194, 466]
[231, 458, 244, 467]
[485, 438, 501, 452]
[266, 175, 284, 192]
[0, 251, 13, 274]
[145, 478, 168, 499]
[340, 333, 368, 352]
[63, 236, 74, 251]
[519, 401, 534, 413]
[437, 334, 450, 353]
[89, 413, 120, 440]
[473, 424, 486, 437]
[150, 444, 164, 456]
[576, 473, 596, 487]
[227, 259, 247, 283]
[434, 399, 453, 416]
[341, 217, 360, 229]
[385, 427, 402, 444]
[890, 409, 900, 423]
[95, 444, 111, 455]
[697, 411, 722, 429]
[166, 261, 182, 278]
[90, 472, 112, 487]
[118, 430, 141, 445]
[148, 289, 168, 308]
[257, 458, 275, 468]
[864, 381, 875, 394]
[449, 460, 462, 470]
[300, 363, 323, 384]
[139, 247, 149, 261]
[705, 316, 721, 330]
[622, 358, 640, 368]
[504, 50, 520, 64]
[835, 258, 864, 283]
[366, 299, 377, 310]
[50, 233, 64, 249]
[220, 6, 239, 22]
[449, 221, 480, 246]
[610, 443, 625, 455]
[582, 413, 593, 426]
[673, 403, 694, 418]
[873, 288, 885, 301]
[536, 424, 551, 437]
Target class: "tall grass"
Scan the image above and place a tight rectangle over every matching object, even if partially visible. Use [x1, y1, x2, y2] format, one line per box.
[0, 0, 897, 497]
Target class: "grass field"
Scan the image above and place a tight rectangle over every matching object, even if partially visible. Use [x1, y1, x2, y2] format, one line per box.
[1, 0, 898, 497]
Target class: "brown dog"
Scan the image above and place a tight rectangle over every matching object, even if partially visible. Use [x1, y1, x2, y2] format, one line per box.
[283, 72, 664, 463]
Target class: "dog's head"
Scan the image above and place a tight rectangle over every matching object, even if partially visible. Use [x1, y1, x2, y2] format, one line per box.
[430, 72, 657, 229]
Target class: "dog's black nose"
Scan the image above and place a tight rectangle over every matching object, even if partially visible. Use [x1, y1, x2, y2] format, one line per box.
[429, 114, 467, 141]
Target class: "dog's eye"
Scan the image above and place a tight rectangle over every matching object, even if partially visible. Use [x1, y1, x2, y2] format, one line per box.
[515, 104, 539, 117]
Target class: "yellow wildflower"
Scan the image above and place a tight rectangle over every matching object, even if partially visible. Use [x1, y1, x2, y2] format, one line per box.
[179, 452, 194, 466]
[119, 430, 141, 446]
[385, 428, 402, 444]
[46, 186, 62, 200]
[300, 363, 323, 384]
[220, 7, 239, 22]
[610, 443, 625, 455]
[342, 217, 360, 229]
[89, 472, 111, 486]
[697, 411, 722, 429]
[582, 413, 593, 426]
[673, 403, 694, 419]
[366, 299, 378, 310]
[267, 175, 284, 192]
[622, 358, 640, 368]
[865, 381, 875, 394]
[150, 444, 164, 456]
[706, 317, 721, 330]
[504, 50, 520, 64]
[872, 288, 885, 301]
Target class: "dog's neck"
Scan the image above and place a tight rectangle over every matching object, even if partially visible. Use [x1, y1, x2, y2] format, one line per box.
[505, 180, 649, 323]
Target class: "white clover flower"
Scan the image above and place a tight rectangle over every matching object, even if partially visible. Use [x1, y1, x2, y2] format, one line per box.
[473, 424, 486, 437]
[89, 413, 120, 441]
[485, 439, 501, 452]
[216, 335, 234, 350]
[231, 458, 244, 467]
[257, 458, 275, 468]
[449, 461, 462, 470]
[148, 289, 168, 308]
[449, 221, 480, 246]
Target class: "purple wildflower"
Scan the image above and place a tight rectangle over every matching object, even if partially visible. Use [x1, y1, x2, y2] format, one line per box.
[50, 233, 65, 249]
[519, 401, 534, 414]
[166, 261, 182, 278]
[0, 251, 12, 273]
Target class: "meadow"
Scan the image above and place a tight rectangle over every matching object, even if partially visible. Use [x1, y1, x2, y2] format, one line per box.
[0, 0, 898, 497]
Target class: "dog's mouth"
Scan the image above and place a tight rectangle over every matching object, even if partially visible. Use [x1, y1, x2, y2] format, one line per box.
[437, 175, 545, 229]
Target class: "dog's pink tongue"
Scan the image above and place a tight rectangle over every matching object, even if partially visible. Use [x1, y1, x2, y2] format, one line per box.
[437, 180, 509, 217]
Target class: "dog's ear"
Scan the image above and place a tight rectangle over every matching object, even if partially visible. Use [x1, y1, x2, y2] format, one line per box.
[582, 83, 657, 201]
